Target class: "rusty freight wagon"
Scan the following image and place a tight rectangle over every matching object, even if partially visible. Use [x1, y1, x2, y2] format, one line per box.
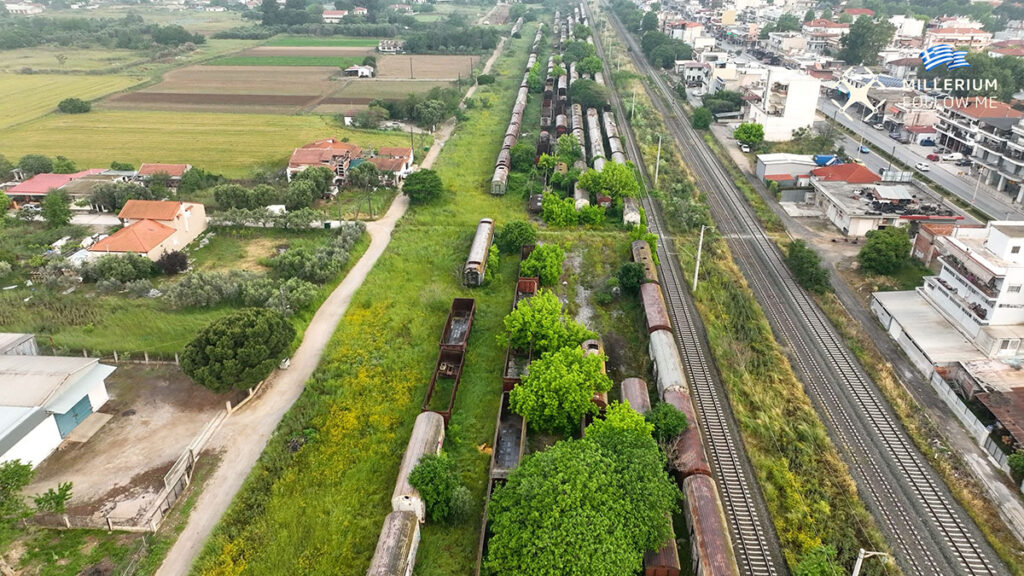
[631, 239, 659, 284]
[421, 348, 466, 425]
[464, 218, 494, 286]
[439, 298, 476, 352]
[620, 377, 652, 414]
[640, 283, 672, 333]
[684, 475, 741, 576]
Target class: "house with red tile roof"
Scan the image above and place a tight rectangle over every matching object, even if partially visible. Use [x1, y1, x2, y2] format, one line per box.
[287, 139, 363, 183]
[136, 163, 191, 182]
[810, 163, 881, 184]
[88, 200, 207, 261]
[5, 170, 105, 201]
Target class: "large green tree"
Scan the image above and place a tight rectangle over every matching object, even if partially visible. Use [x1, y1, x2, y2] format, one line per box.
[775, 13, 802, 31]
[486, 404, 678, 575]
[570, 78, 610, 110]
[494, 221, 537, 254]
[499, 288, 594, 354]
[403, 169, 443, 204]
[733, 122, 765, 147]
[858, 226, 911, 275]
[691, 106, 712, 130]
[577, 162, 640, 201]
[786, 240, 831, 293]
[510, 346, 612, 434]
[839, 17, 895, 65]
[520, 243, 565, 286]
[41, 189, 71, 228]
[18, 154, 52, 176]
[408, 452, 470, 523]
[181, 308, 295, 392]
[641, 10, 659, 31]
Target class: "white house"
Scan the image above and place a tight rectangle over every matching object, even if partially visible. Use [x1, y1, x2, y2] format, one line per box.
[745, 67, 821, 141]
[88, 200, 208, 262]
[0, 357, 114, 468]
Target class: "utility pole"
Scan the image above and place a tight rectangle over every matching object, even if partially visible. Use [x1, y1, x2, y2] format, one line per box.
[885, 144, 895, 176]
[693, 225, 705, 292]
[631, 85, 636, 121]
[851, 548, 889, 576]
[973, 167, 985, 204]
[654, 134, 662, 186]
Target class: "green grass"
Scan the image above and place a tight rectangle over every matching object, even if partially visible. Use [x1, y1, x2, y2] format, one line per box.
[17, 530, 136, 576]
[265, 36, 382, 47]
[0, 73, 146, 130]
[190, 24, 546, 576]
[207, 56, 363, 67]
[46, 6, 247, 35]
[0, 110, 415, 178]
[190, 227, 335, 272]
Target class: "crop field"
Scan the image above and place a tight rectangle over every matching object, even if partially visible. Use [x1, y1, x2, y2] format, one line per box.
[0, 73, 146, 130]
[0, 47, 145, 72]
[0, 110, 415, 178]
[46, 6, 247, 35]
[208, 55, 364, 67]
[265, 36, 382, 47]
[376, 54, 480, 80]
[192, 26, 542, 576]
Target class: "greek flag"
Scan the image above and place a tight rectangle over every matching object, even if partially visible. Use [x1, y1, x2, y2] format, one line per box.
[920, 44, 971, 71]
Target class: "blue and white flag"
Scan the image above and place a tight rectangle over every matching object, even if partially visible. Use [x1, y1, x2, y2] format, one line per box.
[920, 44, 971, 71]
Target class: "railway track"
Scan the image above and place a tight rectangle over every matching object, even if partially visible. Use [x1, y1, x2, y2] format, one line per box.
[596, 4, 1008, 575]
[585, 4, 785, 575]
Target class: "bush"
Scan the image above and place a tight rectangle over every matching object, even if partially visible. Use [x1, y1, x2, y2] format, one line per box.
[156, 251, 189, 275]
[578, 204, 605, 225]
[163, 270, 250, 309]
[499, 289, 595, 355]
[0, 261, 11, 278]
[407, 452, 471, 523]
[510, 346, 612, 434]
[404, 169, 443, 204]
[520, 243, 564, 286]
[1009, 452, 1024, 483]
[80, 254, 157, 283]
[541, 193, 578, 227]
[645, 402, 688, 447]
[181, 308, 295, 392]
[124, 278, 154, 298]
[268, 224, 363, 284]
[33, 481, 72, 514]
[476, 74, 495, 85]
[858, 227, 911, 276]
[494, 221, 537, 254]
[691, 106, 712, 130]
[786, 240, 830, 294]
[616, 262, 646, 295]
[57, 98, 91, 114]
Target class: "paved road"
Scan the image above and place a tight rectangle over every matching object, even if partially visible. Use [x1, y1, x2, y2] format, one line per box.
[155, 36, 509, 576]
[819, 97, 1024, 221]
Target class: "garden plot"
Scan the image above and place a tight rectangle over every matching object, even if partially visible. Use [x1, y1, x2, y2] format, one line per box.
[375, 54, 481, 80]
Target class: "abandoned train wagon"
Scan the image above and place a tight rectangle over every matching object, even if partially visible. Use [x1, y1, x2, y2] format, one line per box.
[464, 218, 495, 287]
[367, 510, 420, 576]
[684, 474, 741, 576]
[620, 377, 652, 414]
[649, 329, 687, 397]
[391, 411, 445, 522]
[439, 298, 476, 351]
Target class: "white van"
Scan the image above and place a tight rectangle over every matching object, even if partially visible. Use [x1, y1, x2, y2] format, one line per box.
[941, 152, 964, 161]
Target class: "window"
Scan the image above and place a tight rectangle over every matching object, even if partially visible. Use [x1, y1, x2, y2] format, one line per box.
[1013, 246, 1021, 254]
[1010, 285, 1022, 293]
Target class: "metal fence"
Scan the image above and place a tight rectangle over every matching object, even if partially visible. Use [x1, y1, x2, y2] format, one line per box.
[928, 370, 1012, 475]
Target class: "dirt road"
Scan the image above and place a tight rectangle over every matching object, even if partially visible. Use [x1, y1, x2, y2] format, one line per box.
[155, 33, 508, 576]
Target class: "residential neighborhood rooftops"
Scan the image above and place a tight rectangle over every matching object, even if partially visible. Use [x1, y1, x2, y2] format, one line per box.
[756, 153, 818, 165]
[805, 19, 849, 28]
[377, 147, 413, 158]
[137, 163, 191, 178]
[89, 219, 176, 254]
[118, 200, 186, 222]
[928, 27, 988, 35]
[943, 97, 1024, 119]
[0, 356, 114, 410]
[5, 169, 105, 196]
[811, 163, 881, 184]
[887, 57, 921, 66]
[905, 125, 938, 134]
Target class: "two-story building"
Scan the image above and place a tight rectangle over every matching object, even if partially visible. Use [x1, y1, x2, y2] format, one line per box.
[88, 200, 207, 261]
[924, 27, 993, 50]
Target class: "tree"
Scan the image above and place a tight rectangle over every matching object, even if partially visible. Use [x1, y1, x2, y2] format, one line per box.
[641, 10, 659, 32]
[616, 262, 647, 295]
[691, 106, 712, 130]
[33, 481, 73, 514]
[495, 221, 537, 254]
[577, 56, 602, 76]
[18, 154, 52, 176]
[0, 461, 33, 539]
[569, 78, 609, 110]
[786, 240, 830, 294]
[408, 452, 471, 523]
[51, 156, 77, 174]
[157, 251, 189, 275]
[542, 193, 579, 227]
[803, 9, 815, 22]
[403, 169, 443, 204]
[645, 401, 687, 447]
[499, 288, 595, 355]
[348, 161, 380, 190]
[41, 189, 71, 228]
[578, 162, 640, 201]
[0, 155, 13, 181]
[181, 308, 296, 392]
[293, 165, 334, 196]
[509, 142, 535, 172]
[555, 134, 582, 166]
[733, 122, 765, 148]
[110, 161, 135, 171]
[821, 7, 833, 20]
[839, 17, 895, 65]
[486, 404, 678, 576]
[0, 192, 10, 213]
[562, 40, 596, 64]
[476, 73, 495, 85]
[521, 243, 565, 286]
[858, 226, 911, 275]
[510, 346, 612, 434]
[775, 13, 801, 32]
[414, 99, 446, 128]
[283, 179, 317, 211]
[1009, 452, 1024, 483]
[57, 98, 91, 114]
[839, 12, 853, 23]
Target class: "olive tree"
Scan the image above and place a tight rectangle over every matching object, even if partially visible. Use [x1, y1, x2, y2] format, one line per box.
[181, 308, 295, 392]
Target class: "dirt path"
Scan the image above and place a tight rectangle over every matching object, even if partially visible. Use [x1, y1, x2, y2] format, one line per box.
[155, 33, 509, 576]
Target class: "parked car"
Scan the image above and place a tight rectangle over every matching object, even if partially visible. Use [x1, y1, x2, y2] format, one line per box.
[927, 153, 940, 161]
[920, 139, 936, 146]
[916, 162, 931, 171]
[852, 158, 866, 166]
[942, 152, 964, 161]
[859, 146, 870, 154]
[956, 158, 973, 167]
[740, 144, 751, 153]
[873, 123, 886, 131]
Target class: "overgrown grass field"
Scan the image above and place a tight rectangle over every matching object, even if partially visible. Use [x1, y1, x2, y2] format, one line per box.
[191, 27, 545, 576]
[264, 36, 382, 47]
[0, 111, 413, 178]
[0, 73, 146, 130]
[207, 56, 364, 67]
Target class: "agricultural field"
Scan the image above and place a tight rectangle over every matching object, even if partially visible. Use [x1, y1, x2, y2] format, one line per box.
[0, 47, 145, 73]
[376, 54, 480, 80]
[0, 73, 146, 130]
[0, 110, 416, 178]
[206, 55, 364, 67]
[191, 25, 550, 576]
[46, 6, 247, 35]
[265, 36, 382, 47]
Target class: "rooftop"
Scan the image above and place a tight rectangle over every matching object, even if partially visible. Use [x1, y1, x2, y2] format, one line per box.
[0, 356, 114, 411]
[118, 200, 185, 221]
[991, 222, 1024, 239]
[928, 27, 990, 35]
[874, 291, 986, 364]
[905, 125, 938, 134]
[815, 181, 958, 220]
[811, 163, 880, 184]
[89, 219, 176, 254]
[943, 97, 1023, 120]
[6, 169, 105, 196]
[805, 19, 849, 28]
[0, 333, 34, 354]
[756, 153, 817, 165]
[137, 163, 190, 178]
[377, 147, 413, 158]
[367, 157, 407, 173]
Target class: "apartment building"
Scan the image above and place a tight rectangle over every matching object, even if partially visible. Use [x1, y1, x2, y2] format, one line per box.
[745, 67, 820, 141]
[936, 98, 1024, 196]
[923, 27, 993, 50]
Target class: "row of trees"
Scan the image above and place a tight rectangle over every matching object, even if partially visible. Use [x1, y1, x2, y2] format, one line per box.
[0, 13, 204, 51]
[370, 86, 465, 129]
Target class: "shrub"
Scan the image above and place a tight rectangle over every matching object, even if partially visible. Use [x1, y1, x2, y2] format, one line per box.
[163, 270, 251, 308]
[41, 189, 71, 228]
[0, 460, 34, 541]
[645, 402, 688, 447]
[404, 169, 443, 204]
[80, 254, 157, 283]
[408, 452, 471, 523]
[476, 74, 495, 85]
[520, 243, 564, 286]
[33, 481, 72, 514]
[156, 251, 189, 275]
[578, 204, 605, 225]
[0, 261, 11, 278]
[181, 308, 295, 392]
[1009, 452, 1024, 483]
[510, 346, 612, 434]
[57, 98, 91, 114]
[786, 240, 830, 294]
[541, 193, 578, 227]
[858, 227, 911, 276]
[691, 106, 712, 130]
[494, 221, 537, 254]
[499, 289, 595, 355]
[616, 262, 646, 295]
[124, 278, 154, 298]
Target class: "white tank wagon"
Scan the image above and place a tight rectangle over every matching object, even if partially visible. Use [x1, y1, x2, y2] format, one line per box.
[510, 17, 524, 37]
[573, 182, 590, 210]
[649, 328, 688, 397]
[569, 61, 579, 87]
[367, 510, 420, 576]
[594, 71, 605, 86]
[602, 110, 628, 165]
[593, 156, 606, 173]
[464, 218, 495, 286]
[391, 412, 445, 522]
[623, 197, 641, 227]
[491, 165, 509, 196]
[585, 107, 606, 167]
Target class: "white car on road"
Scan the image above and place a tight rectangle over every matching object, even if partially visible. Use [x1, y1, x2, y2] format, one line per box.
[915, 162, 931, 172]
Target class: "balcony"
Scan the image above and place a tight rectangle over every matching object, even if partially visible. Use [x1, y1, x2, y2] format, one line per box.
[941, 113, 978, 133]
[929, 277, 991, 322]
[940, 254, 1000, 299]
[1013, 123, 1024, 138]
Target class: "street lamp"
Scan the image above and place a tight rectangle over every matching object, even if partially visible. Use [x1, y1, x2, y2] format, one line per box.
[972, 166, 986, 204]
[851, 548, 890, 576]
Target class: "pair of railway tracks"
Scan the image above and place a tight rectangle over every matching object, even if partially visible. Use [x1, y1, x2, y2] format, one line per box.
[585, 4, 784, 575]
[596, 4, 1006, 575]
